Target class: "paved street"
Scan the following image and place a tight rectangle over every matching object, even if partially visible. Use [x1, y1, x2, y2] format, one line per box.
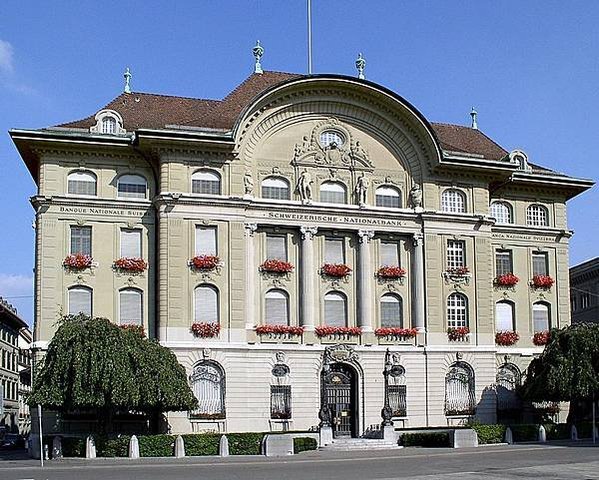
[1, 443, 599, 480]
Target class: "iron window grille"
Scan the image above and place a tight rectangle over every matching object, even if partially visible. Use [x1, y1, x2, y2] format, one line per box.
[270, 385, 292, 419]
[387, 384, 407, 417]
[190, 361, 226, 419]
[445, 362, 475, 416]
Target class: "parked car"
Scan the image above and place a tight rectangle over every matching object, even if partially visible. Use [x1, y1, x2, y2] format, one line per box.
[0, 433, 26, 449]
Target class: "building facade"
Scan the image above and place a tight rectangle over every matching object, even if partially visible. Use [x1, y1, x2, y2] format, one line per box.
[570, 257, 599, 324]
[17, 326, 32, 435]
[11, 68, 593, 436]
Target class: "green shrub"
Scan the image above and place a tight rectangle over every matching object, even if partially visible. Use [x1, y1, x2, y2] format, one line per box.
[470, 424, 506, 444]
[61, 437, 85, 457]
[510, 424, 539, 442]
[576, 422, 593, 439]
[400, 432, 450, 447]
[543, 423, 569, 440]
[227, 433, 264, 455]
[182, 433, 221, 456]
[138, 434, 174, 457]
[97, 435, 130, 457]
[293, 437, 318, 454]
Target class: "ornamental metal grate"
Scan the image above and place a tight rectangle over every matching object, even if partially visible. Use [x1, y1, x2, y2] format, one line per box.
[388, 385, 407, 417]
[445, 362, 475, 416]
[270, 385, 292, 419]
[189, 361, 226, 419]
[496, 364, 521, 411]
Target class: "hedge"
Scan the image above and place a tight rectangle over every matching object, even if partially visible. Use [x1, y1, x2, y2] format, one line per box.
[97, 436, 130, 457]
[400, 432, 450, 447]
[543, 423, 570, 440]
[182, 433, 221, 456]
[470, 424, 506, 444]
[293, 437, 318, 454]
[138, 434, 175, 457]
[227, 433, 265, 455]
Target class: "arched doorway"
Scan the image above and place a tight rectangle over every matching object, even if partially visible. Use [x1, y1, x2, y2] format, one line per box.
[321, 363, 358, 438]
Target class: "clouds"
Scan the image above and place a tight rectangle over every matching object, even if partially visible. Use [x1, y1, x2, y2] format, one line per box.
[0, 38, 38, 97]
[0, 39, 14, 74]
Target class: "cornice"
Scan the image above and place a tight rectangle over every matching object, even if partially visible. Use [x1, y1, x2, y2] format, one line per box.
[31, 194, 154, 212]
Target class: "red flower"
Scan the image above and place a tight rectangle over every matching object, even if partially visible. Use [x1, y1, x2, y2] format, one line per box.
[315, 326, 362, 337]
[374, 327, 417, 338]
[63, 254, 93, 270]
[495, 330, 520, 346]
[321, 263, 352, 278]
[533, 330, 550, 346]
[447, 327, 470, 341]
[260, 259, 294, 274]
[255, 325, 304, 336]
[532, 275, 554, 289]
[191, 322, 221, 338]
[119, 324, 145, 337]
[190, 255, 221, 271]
[495, 273, 519, 287]
[377, 266, 406, 279]
[446, 266, 470, 276]
[113, 257, 147, 272]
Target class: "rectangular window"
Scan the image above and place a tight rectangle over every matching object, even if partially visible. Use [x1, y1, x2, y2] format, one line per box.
[581, 293, 591, 309]
[120, 229, 141, 258]
[380, 241, 399, 266]
[325, 238, 345, 264]
[446, 240, 465, 269]
[533, 305, 550, 332]
[495, 250, 513, 276]
[266, 235, 287, 261]
[270, 385, 292, 419]
[120, 290, 143, 325]
[388, 384, 407, 417]
[70, 226, 92, 256]
[532, 252, 548, 276]
[195, 226, 217, 256]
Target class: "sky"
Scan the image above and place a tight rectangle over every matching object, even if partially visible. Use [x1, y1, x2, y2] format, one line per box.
[1, 1, 598, 325]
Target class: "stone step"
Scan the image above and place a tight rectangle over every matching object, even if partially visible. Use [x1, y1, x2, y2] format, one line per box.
[321, 438, 401, 451]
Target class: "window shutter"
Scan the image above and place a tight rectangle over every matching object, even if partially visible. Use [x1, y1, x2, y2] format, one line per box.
[266, 235, 287, 260]
[495, 302, 514, 331]
[325, 293, 346, 327]
[195, 227, 217, 255]
[120, 290, 142, 325]
[325, 238, 344, 264]
[265, 291, 289, 325]
[380, 242, 399, 266]
[69, 288, 92, 316]
[121, 230, 141, 257]
[195, 286, 218, 323]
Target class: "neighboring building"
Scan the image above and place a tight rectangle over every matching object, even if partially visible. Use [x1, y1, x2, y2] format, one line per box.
[10, 56, 593, 436]
[18, 326, 32, 435]
[0, 297, 28, 433]
[570, 257, 599, 324]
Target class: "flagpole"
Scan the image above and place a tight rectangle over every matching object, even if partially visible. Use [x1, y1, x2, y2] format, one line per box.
[307, 0, 313, 74]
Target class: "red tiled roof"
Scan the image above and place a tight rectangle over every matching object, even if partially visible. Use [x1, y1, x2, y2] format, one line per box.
[430, 123, 508, 161]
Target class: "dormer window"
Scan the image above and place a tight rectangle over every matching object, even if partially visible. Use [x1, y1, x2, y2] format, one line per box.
[90, 109, 125, 135]
[509, 149, 531, 172]
[102, 117, 116, 134]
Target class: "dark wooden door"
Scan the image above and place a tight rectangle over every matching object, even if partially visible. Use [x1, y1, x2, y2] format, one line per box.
[323, 364, 356, 438]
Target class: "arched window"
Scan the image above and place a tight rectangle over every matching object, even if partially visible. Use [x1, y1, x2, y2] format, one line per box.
[441, 189, 466, 213]
[489, 201, 513, 224]
[532, 302, 550, 332]
[447, 293, 468, 328]
[261, 177, 290, 200]
[324, 291, 347, 327]
[194, 285, 219, 325]
[380, 293, 403, 328]
[320, 130, 345, 147]
[101, 116, 117, 134]
[527, 204, 549, 226]
[192, 170, 221, 195]
[117, 174, 147, 199]
[320, 181, 347, 204]
[119, 288, 142, 325]
[68, 286, 92, 316]
[495, 301, 515, 331]
[190, 360, 226, 419]
[445, 362, 475, 416]
[375, 186, 402, 208]
[265, 289, 289, 326]
[67, 171, 97, 196]
[496, 363, 522, 412]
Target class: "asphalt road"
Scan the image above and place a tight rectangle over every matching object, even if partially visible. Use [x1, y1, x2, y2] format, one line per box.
[2, 443, 599, 480]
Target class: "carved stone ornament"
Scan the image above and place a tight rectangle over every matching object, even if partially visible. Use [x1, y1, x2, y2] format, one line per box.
[202, 348, 211, 358]
[275, 351, 286, 363]
[271, 363, 290, 378]
[409, 184, 423, 209]
[243, 171, 254, 195]
[456, 352, 463, 361]
[323, 344, 360, 368]
[300, 225, 318, 241]
[244, 223, 258, 237]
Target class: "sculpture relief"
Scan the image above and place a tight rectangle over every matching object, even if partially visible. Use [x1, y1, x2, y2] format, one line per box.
[296, 170, 313, 204]
[410, 184, 423, 209]
[355, 172, 369, 206]
[243, 171, 254, 196]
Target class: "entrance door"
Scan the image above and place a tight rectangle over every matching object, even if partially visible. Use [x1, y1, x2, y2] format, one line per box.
[322, 363, 357, 438]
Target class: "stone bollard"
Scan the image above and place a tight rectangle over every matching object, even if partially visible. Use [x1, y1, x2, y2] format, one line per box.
[571, 425, 578, 441]
[85, 435, 96, 459]
[174, 435, 185, 458]
[219, 435, 229, 457]
[319, 426, 333, 447]
[594, 426, 599, 442]
[538, 425, 546, 443]
[43, 443, 50, 461]
[129, 435, 140, 459]
[52, 436, 63, 459]
[504, 427, 513, 445]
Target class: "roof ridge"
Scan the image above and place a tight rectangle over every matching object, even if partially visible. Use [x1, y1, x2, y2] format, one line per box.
[127, 91, 220, 102]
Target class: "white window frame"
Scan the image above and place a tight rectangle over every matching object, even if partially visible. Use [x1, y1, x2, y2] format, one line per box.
[526, 204, 549, 227]
[495, 250, 513, 276]
[447, 293, 468, 328]
[441, 189, 466, 213]
[192, 170, 221, 195]
[532, 303, 550, 332]
[446, 240, 465, 270]
[375, 186, 401, 209]
[489, 201, 513, 224]
[70, 226, 92, 256]
[67, 171, 97, 196]
[195, 226, 217, 256]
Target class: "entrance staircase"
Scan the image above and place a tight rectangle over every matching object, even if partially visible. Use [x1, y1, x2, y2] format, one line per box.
[320, 437, 401, 451]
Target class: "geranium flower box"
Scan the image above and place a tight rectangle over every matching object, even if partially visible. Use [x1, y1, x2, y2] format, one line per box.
[63, 253, 93, 270]
[447, 326, 470, 341]
[113, 257, 147, 273]
[377, 266, 406, 280]
[255, 325, 304, 336]
[531, 275, 554, 289]
[446, 266, 470, 276]
[321, 263, 352, 278]
[315, 326, 362, 338]
[374, 327, 417, 339]
[191, 322, 221, 338]
[533, 330, 550, 346]
[119, 324, 145, 337]
[190, 255, 221, 271]
[259, 259, 294, 274]
[495, 330, 520, 346]
[495, 273, 519, 287]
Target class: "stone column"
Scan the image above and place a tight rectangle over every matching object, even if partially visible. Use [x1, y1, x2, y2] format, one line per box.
[300, 226, 318, 331]
[358, 229, 375, 332]
[412, 233, 426, 332]
[244, 223, 258, 330]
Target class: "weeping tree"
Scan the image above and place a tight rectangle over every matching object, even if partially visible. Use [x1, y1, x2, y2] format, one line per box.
[29, 314, 198, 433]
[522, 323, 599, 422]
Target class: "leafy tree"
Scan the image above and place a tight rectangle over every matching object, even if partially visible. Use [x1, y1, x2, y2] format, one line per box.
[29, 314, 198, 433]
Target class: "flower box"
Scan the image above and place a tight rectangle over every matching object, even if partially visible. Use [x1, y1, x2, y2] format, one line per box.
[447, 327, 470, 341]
[495, 330, 520, 346]
[533, 330, 550, 346]
[119, 324, 145, 337]
[191, 322, 221, 338]
[321, 263, 352, 278]
[377, 266, 406, 280]
[531, 274, 554, 289]
[255, 325, 304, 336]
[446, 266, 470, 276]
[190, 255, 221, 271]
[113, 257, 147, 273]
[315, 326, 362, 337]
[63, 253, 93, 270]
[495, 273, 519, 287]
[260, 259, 294, 274]
[374, 327, 417, 339]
